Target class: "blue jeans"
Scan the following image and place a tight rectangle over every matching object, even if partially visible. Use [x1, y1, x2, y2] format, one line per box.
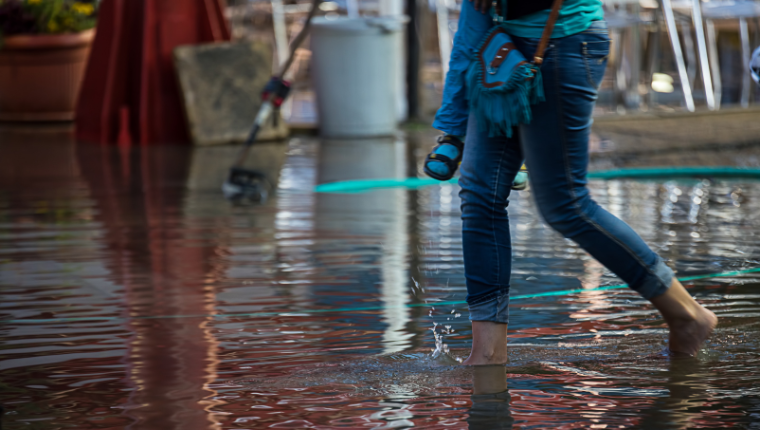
[460, 21, 674, 323]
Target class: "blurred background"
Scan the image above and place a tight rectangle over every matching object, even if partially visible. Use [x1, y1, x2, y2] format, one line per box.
[231, 0, 760, 124]
[225, 0, 760, 126]
[2, 0, 759, 138]
[2, 0, 760, 429]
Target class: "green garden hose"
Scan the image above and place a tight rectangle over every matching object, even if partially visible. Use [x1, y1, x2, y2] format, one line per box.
[314, 166, 760, 194]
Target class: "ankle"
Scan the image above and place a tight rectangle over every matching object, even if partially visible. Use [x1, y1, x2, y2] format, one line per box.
[664, 303, 700, 325]
[661, 307, 704, 331]
[471, 347, 506, 362]
[650, 278, 704, 324]
[464, 348, 508, 366]
[466, 321, 508, 365]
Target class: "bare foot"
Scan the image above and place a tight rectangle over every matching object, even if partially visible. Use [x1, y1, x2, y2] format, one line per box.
[462, 352, 508, 366]
[462, 321, 508, 366]
[668, 305, 718, 356]
[651, 278, 719, 357]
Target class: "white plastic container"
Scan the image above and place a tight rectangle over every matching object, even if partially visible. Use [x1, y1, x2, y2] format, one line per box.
[310, 16, 407, 138]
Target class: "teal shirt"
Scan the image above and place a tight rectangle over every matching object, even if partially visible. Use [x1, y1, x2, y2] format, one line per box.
[502, 0, 604, 39]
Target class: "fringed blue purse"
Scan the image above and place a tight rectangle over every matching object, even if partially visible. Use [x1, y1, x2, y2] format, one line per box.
[467, 0, 564, 137]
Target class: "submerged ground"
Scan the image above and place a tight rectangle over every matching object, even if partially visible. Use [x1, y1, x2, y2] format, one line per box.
[1, 123, 760, 429]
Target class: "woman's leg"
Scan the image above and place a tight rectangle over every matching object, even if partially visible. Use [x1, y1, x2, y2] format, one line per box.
[459, 113, 523, 365]
[516, 23, 716, 356]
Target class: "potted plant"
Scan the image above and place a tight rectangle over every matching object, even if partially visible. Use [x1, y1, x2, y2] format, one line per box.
[0, 0, 97, 121]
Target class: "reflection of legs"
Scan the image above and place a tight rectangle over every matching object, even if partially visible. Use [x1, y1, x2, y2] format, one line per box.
[472, 365, 507, 395]
[469, 365, 513, 429]
[638, 355, 711, 427]
[458, 113, 523, 365]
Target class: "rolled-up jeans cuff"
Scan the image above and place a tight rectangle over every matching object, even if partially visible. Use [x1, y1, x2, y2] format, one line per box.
[468, 291, 510, 323]
[635, 258, 674, 300]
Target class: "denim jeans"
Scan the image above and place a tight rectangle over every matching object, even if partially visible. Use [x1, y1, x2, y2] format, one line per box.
[460, 21, 674, 323]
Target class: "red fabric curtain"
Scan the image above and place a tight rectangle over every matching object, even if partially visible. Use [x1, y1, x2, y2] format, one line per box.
[75, 0, 231, 145]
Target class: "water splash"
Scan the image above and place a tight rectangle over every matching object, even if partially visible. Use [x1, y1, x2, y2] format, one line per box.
[410, 276, 425, 298]
[430, 320, 462, 364]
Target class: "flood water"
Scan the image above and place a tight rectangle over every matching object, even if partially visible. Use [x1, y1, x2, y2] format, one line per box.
[2, 129, 760, 429]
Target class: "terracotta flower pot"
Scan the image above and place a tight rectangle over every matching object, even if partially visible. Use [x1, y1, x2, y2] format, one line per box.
[0, 29, 95, 122]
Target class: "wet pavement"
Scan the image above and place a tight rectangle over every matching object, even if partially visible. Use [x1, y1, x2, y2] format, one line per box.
[2, 125, 760, 429]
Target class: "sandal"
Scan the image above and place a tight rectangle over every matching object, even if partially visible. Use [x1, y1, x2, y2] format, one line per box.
[423, 135, 465, 181]
[512, 165, 528, 191]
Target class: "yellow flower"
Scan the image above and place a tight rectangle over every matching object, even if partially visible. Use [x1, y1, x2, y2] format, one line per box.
[47, 21, 58, 32]
[71, 2, 94, 15]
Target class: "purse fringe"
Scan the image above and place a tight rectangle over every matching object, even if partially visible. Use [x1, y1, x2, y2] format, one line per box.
[466, 58, 545, 138]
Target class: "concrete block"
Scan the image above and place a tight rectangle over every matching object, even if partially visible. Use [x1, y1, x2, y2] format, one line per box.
[174, 41, 289, 146]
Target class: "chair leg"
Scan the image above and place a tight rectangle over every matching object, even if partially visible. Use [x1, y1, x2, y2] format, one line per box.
[661, 0, 695, 111]
[691, 0, 715, 110]
[271, 0, 289, 66]
[346, 0, 360, 18]
[613, 28, 626, 112]
[628, 3, 642, 109]
[739, 17, 751, 108]
[647, 13, 662, 109]
[705, 19, 721, 108]
[682, 19, 697, 89]
[436, 0, 452, 79]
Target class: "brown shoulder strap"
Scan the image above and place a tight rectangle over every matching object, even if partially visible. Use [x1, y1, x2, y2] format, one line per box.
[533, 0, 564, 65]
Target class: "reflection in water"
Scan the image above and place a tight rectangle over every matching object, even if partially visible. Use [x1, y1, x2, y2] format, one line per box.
[75, 144, 223, 430]
[638, 358, 714, 429]
[316, 138, 414, 355]
[1, 131, 760, 428]
[469, 366, 513, 430]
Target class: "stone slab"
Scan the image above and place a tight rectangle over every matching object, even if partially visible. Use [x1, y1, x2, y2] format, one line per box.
[174, 41, 289, 146]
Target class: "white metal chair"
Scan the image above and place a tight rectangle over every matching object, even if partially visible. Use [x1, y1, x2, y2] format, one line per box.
[666, 0, 760, 109]
[603, 0, 648, 111]
[435, 0, 461, 79]
[435, 0, 698, 112]
[701, 0, 760, 107]
[601, 0, 701, 112]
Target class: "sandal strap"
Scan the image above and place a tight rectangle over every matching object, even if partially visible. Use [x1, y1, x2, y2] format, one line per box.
[437, 135, 465, 153]
[427, 153, 454, 164]
[424, 151, 458, 181]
